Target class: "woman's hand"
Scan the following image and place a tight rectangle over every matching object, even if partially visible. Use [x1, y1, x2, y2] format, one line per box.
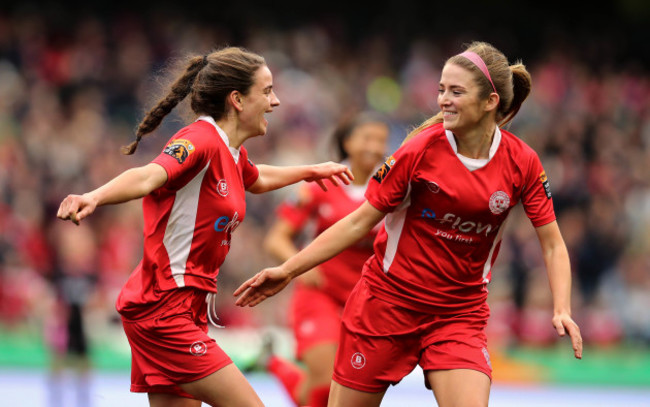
[234, 266, 293, 307]
[552, 312, 583, 359]
[57, 193, 98, 225]
[305, 161, 354, 191]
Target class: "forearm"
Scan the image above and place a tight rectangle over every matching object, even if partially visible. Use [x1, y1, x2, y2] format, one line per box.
[87, 164, 167, 207]
[282, 202, 383, 278]
[544, 244, 573, 315]
[263, 223, 300, 263]
[249, 164, 315, 193]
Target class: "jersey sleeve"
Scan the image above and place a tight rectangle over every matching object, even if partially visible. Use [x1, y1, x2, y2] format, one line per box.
[365, 137, 422, 213]
[151, 128, 211, 192]
[240, 146, 260, 189]
[521, 151, 556, 227]
[276, 183, 317, 231]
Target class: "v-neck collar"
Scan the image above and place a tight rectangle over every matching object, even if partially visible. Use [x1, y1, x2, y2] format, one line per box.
[445, 126, 502, 172]
[196, 115, 240, 164]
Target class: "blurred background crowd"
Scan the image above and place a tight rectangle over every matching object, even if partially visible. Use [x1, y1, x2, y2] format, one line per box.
[0, 0, 649, 381]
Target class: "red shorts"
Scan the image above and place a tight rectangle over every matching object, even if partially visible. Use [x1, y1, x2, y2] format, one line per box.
[289, 284, 344, 358]
[121, 288, 232, 398]
[333, 280, 492, 393]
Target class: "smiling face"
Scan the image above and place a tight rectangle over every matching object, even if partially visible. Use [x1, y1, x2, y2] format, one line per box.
[238, 65, 280, 137]
[438, 63, 494, 134]
[344, 121, 389, 173]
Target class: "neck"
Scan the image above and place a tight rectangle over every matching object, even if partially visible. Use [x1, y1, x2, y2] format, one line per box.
[349, 161, 374, 186]
[216, 114, 248, 149]
[453, 120, 496, 159]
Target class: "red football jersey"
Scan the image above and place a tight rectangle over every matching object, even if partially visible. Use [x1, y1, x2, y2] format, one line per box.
[363, 123, 555, 314]
[278, 180, 377, 306]
[116, 116, 259, 319]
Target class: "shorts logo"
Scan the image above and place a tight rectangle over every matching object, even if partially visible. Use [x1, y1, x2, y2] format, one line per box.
[482, 347, 492, 369]
[163, 139, 195, 164]
[539, 170, 552, 199]
[488, 191, 510, 215]
[372, 155, 395, 183]
[190, 341, 207, 356]
[426, 181, 440, 193]
[217, 179, 229, 197]
[351, 352, 366, 369]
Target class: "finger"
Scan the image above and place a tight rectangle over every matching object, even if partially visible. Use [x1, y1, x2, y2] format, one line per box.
[328, 176, 339, 187]
[553, 320, 566, 337]
[565, 323, 583, 359]
[234, 276, 258, 296]
[235, 287, 255, 306]
[315, 179, 328, 191]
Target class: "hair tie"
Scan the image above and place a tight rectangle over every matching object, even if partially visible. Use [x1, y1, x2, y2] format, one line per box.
[203, 55, 208, 66]
[459, 51, 497, 93]
[136, 135, 142, 142]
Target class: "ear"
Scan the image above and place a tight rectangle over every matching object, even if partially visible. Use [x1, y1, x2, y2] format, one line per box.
[484, 92, 500, 113]
[228, 90, 244, 113]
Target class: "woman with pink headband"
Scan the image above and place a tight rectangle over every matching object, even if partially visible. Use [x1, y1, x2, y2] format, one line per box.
[235, 41, 583, 407]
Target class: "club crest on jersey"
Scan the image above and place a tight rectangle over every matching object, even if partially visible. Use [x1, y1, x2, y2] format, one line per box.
[163, 139, 195, 164]
[372, 155, 395, 183]
[189, 341, 207, 356]
[539, 170, 552, 199]
[426, 181, 440, 193]
[488, 191, 510, 215]
[217, 179, 229, 197]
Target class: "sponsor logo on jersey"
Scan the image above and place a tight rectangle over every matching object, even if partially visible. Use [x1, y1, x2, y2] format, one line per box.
[217, 179, 229, 197]
[190, 341, 207, 356]
[426, 181, 440, 193]
[488, 191, 510, 215]
[214, 212, 241, 245]
[421, 208, 436, 219]
[372, 155, 395, 183]
[163, 139, 195, 164]
[351, 352, 366, 369]
[539, 170, 552, 199]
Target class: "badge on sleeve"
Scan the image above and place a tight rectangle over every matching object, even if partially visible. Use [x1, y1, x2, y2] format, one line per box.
[372, 155, 396, 183]
[163, 139, 195, 164]
[539, 171, 552, 199]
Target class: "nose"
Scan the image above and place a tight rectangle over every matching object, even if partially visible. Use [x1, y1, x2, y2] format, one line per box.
[271, 91, 280, 107]
[438, 90, 450, 108]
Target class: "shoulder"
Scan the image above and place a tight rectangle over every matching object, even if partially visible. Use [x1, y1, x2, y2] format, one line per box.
[397, 123, 446, 159]
[499, 128, 539, 161]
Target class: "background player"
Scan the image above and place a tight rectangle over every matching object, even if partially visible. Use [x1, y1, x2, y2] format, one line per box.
[57, 47, 353, 407]
[235, 42, 583, 407]
[260, 113, 389, 407]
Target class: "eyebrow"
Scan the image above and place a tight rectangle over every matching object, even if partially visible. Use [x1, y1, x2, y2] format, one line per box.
[439, 84, 466, 90]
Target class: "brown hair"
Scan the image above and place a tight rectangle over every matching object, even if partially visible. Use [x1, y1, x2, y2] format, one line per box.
[402, 41, 532, 145]
[122, 47, 266, 155]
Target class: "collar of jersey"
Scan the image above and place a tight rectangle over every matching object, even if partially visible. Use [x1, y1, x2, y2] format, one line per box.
[196, 115, 241, 164]
[445, 126, 501, 171]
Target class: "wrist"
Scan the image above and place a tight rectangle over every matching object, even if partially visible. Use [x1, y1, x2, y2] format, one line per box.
[83, 191, 101, 207]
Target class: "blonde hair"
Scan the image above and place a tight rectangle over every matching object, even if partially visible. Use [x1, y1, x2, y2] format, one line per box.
[402, 41, 531, 145]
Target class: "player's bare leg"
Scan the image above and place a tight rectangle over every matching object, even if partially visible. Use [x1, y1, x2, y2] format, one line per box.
[327, 380, 385, 407]
[180, 363, 264, 407]
[427, 369, 490, 407]
[300, 342, 338, 405]
[148, 393, 202, 407]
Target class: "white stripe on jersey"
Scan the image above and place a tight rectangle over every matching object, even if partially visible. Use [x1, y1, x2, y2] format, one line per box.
[382, 184, 412, 272]
[481, 214, 509, 283]
[163, 162, 211, 287]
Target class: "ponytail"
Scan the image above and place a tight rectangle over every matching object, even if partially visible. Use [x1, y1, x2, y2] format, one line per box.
[499, 62, 531, 127]
[121, 55, 208, 155]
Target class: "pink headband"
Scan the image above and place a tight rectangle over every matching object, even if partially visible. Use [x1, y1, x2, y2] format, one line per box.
[459, 51, 497, 93]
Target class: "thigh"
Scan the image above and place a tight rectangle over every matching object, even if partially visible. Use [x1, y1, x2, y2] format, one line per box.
[148, 393, 202, 407]
[426, 369, 490, 407]
[328, 380, 385, 407]
[301, 342, 338, 385]
[180, 363, 263, 407]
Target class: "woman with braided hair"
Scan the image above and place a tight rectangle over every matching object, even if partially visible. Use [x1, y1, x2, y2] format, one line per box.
[235, 42, 583, 407]
[57, 47, 353, 407]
